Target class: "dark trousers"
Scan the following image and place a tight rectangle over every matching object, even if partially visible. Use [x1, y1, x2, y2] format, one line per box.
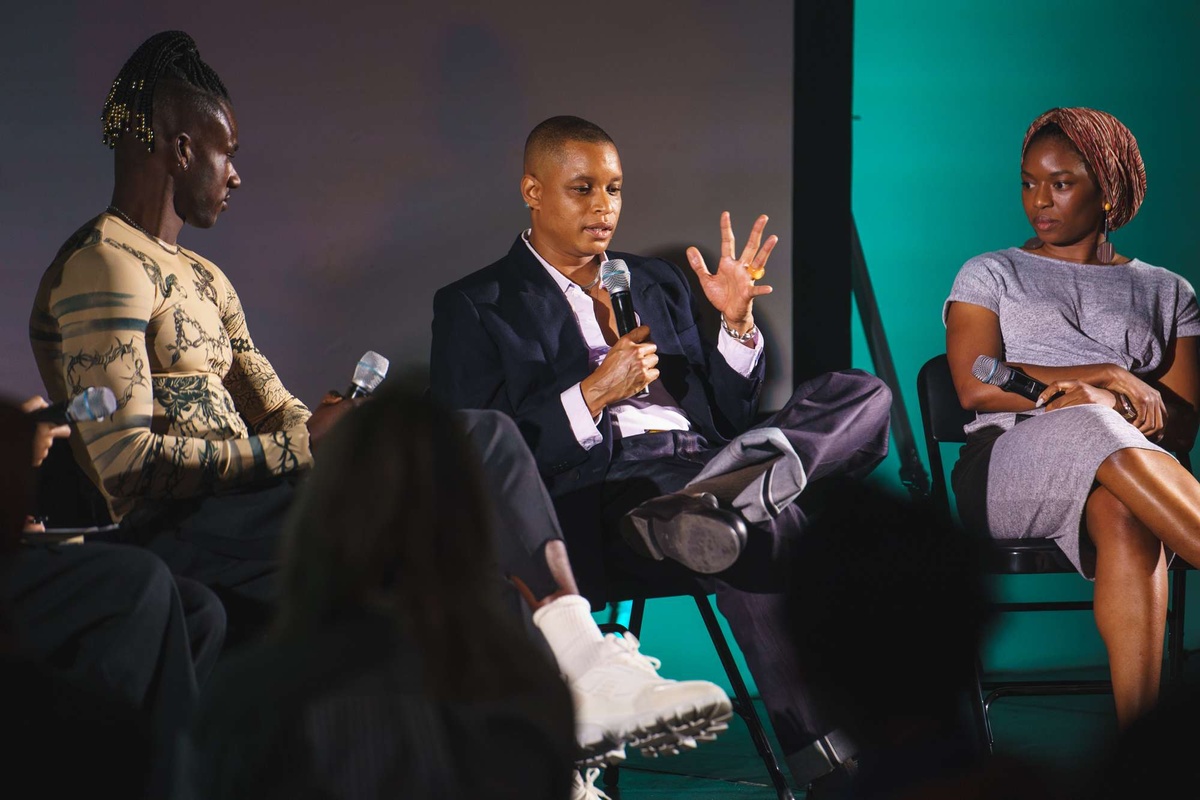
[128, 413, 563, 654]
[1, 541, 226, 793]
[600, 369, 892, 760]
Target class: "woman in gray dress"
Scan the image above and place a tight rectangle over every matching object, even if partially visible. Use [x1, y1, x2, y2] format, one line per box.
[944, 107, 1200, 728]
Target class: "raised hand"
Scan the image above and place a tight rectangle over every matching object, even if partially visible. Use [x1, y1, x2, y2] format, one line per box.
[580, 325, 659, 416]
[685, 211, 777, 335]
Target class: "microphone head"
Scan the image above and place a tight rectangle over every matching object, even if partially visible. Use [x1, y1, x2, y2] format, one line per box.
[68, 386, 118, 421]
[971, 355, 1011, 387]
[352, 350, 390, 394]
[600, 259, 631, 295]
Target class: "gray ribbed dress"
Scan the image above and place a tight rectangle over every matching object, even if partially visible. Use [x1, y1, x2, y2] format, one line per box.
[944, 248, 1200, 578]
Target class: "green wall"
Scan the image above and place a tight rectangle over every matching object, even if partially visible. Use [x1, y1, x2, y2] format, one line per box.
[852, 0, 1200, 672]
[596, 2, 1200, 699]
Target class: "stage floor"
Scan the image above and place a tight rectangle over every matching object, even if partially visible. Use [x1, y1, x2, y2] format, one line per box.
[594, 684, 1154, 798]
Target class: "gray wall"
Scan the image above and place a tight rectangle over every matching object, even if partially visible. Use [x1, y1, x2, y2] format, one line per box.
[0, 0, 796, 410]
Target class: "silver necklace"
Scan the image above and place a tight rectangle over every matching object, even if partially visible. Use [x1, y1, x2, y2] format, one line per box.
[578, 272, 601, 291]
[106, 205, 177, 253]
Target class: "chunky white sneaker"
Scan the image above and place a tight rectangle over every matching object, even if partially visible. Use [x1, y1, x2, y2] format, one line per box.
[571, 633, 733, 759]
[569, 768, 613, 800]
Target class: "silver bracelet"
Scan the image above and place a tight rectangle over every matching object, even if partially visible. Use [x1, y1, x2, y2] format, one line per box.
[720, 314, 758, 342]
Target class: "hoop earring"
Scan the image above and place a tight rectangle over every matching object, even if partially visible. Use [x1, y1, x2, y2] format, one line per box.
[1096, 202, 1114, 264]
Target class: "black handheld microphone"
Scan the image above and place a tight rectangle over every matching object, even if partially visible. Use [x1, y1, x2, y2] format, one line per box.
[600, 259, 649, 399]
[347, 351, 390, 399]
[971, 355, 1048, 402]
[33, 387, 118, 424]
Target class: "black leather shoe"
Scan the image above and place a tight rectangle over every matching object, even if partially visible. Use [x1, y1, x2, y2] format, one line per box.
[620, 492, 747, 574]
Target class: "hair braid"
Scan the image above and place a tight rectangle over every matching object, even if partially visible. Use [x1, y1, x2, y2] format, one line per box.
[101, 31, 230, 152]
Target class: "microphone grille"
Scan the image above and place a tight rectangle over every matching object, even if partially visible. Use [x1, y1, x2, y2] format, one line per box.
[971, 355, 1011, 386]
[600, 259, 631, 294]
[67, 386, 118, 421]
[353, 350, 390, 393]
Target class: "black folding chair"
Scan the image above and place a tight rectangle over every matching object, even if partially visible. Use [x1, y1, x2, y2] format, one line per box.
[916, 353, 1192, 750]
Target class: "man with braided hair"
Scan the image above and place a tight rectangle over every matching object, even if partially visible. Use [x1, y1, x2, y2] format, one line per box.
[29, 31, 356, 637]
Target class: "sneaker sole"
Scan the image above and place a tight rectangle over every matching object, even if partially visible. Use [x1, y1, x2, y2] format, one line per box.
[614, 696, 735, 758]
[575, 741, 626, 770]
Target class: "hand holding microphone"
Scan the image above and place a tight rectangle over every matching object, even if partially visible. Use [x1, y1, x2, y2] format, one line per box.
[309, 350, 390, 452]
[972, 355, 1145, 423]
[600, 259, 652, 400]
[21, 387, 116, 468]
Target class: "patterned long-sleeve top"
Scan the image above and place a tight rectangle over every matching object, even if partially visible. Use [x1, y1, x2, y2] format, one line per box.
[29, 212, 313, 522]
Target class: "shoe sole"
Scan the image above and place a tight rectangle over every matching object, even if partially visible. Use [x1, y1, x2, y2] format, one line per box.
[599, 694, 735, 759]
[622, 510, 746, 574]
[575, 741, 626, 770]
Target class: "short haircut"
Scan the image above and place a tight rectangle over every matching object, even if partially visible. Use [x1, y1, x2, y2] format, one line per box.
[101, 30, 230, 153]
[523, 115, 614, 171]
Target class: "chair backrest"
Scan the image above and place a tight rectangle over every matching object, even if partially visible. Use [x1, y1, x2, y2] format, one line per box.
[916, 354, 972, 522]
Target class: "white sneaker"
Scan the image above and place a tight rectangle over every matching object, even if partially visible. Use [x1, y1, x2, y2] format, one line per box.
[571, 633, 733, 759]
[569, 768, 613, 800]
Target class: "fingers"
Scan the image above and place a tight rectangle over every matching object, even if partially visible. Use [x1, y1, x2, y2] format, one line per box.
[686, 247, 711, 278]
[739, 214, 770, 264]
[21, 396, 48, 413]
[45, 423, 70, 440]
[1035, 383, 1062, 408]
[624, 325, 653, 343]
[720, 211, 735, 260]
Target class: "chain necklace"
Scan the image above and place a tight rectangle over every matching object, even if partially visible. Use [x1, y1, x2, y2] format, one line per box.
[578, 271, 602, 292]
[106, 205, 178, 254]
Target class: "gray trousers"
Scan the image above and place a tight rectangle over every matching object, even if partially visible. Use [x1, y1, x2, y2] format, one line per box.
[600, 369, 892, 779]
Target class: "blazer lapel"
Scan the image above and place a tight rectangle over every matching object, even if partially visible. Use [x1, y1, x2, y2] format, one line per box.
[630, 266, 717, 436]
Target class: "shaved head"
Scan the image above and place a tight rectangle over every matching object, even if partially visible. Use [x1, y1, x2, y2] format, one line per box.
[523, 115, 615, 174]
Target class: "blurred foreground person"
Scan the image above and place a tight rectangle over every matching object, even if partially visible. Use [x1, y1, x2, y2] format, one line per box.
[786, 480, 1065, 800]
[179, 386, 576, 800]
[1, 395, 224, 798]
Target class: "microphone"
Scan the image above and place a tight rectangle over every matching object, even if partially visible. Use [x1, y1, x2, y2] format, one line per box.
[33, 387, 118, 424]
[600, 259, 649, 399]
[971, 355, 1048, 403]
[347, 350, 390, 398]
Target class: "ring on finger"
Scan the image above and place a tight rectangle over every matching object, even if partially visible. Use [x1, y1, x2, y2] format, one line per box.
[743, 262, 765, 280]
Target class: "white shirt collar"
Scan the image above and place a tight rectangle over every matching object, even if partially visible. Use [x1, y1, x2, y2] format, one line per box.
[521, 229, 609, 294]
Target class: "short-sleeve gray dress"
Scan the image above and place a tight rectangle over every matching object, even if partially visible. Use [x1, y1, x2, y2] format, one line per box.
[943, 247, 1200, 578]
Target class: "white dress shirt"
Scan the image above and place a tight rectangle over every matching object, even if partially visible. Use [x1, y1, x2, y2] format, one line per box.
[521, 231, 764, 449]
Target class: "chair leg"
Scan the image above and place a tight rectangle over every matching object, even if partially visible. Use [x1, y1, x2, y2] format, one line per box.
[970, 656, 993, 753]
[692, 594, 795, 800]
[628, 597, 646, 639]
[602, 598, 647, 792]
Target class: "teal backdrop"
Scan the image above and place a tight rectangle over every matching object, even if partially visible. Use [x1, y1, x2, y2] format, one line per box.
[599, 1, 1200, 699]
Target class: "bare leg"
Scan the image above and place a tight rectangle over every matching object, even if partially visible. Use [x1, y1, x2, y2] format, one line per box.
[1085, 486, 1167, 727]
[1095, 449, 1200, 566]
[511, 540, 580, 610]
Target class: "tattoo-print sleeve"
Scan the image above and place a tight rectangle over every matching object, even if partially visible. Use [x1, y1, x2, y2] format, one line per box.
[218, 277, 313, 434]
[52, 249, 311, 515]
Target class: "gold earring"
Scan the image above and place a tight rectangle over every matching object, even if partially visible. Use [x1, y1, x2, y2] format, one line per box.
[1096, 201, 1114, 264]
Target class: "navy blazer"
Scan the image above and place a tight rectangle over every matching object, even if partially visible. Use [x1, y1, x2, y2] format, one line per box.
[431, 236, 765, 597]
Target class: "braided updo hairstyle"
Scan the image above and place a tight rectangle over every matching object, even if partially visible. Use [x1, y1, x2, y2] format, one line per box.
[101, 31, 229, 152]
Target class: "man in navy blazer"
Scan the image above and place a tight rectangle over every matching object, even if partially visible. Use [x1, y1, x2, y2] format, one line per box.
[432, 115, 892, 793]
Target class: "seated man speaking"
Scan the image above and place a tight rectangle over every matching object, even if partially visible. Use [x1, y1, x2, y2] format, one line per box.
[431, 115, 893, 791]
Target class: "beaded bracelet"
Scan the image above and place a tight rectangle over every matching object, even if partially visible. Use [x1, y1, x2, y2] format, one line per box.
[720, 314, 758, 342]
